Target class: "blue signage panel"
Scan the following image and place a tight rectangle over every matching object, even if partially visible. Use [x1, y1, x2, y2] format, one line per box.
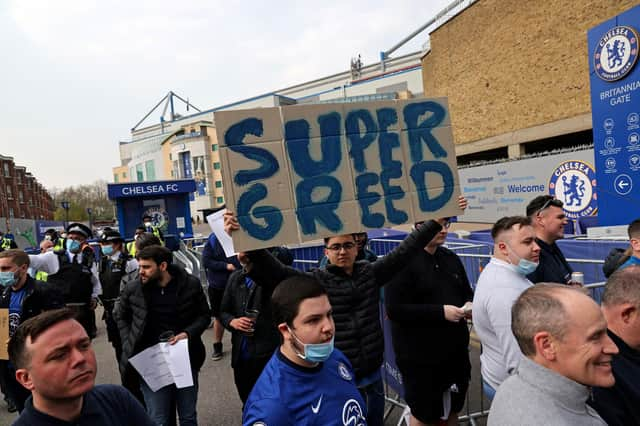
[107, 179, 196, 199]
[588, 5, 640, 226]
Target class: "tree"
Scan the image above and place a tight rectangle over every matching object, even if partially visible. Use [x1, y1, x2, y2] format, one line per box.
[50, 180, 115, 222]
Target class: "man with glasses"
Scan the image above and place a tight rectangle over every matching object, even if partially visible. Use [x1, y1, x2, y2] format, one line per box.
[525, 195, 576, 285]
[225, 196, 466, 426]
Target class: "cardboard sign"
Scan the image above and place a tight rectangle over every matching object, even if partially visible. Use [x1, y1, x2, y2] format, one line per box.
[215, 98, 461, 251]
[0, 309, 8, 360]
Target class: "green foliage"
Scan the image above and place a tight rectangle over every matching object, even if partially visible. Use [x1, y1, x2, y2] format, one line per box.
[50, 180, 115, 222]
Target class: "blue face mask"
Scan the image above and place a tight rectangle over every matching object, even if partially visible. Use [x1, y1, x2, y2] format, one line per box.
[66, 239, 81, 253]
[288, 327, 334, 363]
[0, 271, 17, 287]
[506, 243, 539, 275]
[101, 245, 114, 256]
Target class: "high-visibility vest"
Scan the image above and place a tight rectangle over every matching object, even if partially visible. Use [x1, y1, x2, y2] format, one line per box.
[126, 241, 136, 257]
[0, 238, 12, 250]
[35, 270, 48, 282]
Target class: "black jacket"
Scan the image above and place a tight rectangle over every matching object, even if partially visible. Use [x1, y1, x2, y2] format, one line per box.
[527, 238, 573, 284]
[590, 330, 640, 426]
[220, 270, 280, 368]
[114, 264, 211, 379]
[385, 246, 473, 371]
[202, 233, 241, 289]
[246, 220, 442, 380]
[0, 276, 63, 325]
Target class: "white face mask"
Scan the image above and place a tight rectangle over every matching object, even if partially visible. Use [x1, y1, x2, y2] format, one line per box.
[144, 222, 152, 228]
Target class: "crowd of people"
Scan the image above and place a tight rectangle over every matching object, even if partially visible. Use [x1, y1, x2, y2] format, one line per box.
[0, 196, 638, 425]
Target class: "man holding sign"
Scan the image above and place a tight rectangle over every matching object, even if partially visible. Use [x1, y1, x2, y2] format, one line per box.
[226, 204, 465, 426]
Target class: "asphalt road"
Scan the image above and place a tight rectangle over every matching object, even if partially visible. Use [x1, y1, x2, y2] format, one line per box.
[0, 308, 490, 425]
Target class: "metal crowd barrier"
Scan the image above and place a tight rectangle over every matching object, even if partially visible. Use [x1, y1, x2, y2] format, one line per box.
[182, 235, 609, 425]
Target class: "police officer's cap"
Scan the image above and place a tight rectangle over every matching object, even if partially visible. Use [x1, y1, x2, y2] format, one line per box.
[100, 230, 123, 243]
[67, 223, 93, 239]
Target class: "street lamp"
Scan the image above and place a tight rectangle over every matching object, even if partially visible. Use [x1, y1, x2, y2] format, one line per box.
[61, 200, 70, 229]
[87, 207, 93, 235]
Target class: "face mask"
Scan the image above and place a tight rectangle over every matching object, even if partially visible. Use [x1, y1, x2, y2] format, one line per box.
[144, 222, 152, 228]
[66, 239, 81, 253]
[505, 243, 539, 275]
[101, 245, 114, 256]
[288, 327, 334, 363]
[0, 271, 17, 287]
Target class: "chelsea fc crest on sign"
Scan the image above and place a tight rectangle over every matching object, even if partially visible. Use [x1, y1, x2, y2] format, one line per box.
[548, 161, 598, 220]
[594, 25, 639, 82]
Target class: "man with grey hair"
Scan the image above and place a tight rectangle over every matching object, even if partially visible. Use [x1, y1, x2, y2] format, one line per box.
[488, 284, 618, 426]
[589, 266, 640, 425]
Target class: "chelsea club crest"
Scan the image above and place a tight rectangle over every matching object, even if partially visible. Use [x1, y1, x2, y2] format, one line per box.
[548, 161, 598, 220]
[594, 25, 639, 82]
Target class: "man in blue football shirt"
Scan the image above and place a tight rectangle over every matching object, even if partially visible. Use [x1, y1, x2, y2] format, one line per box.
[243, 275, 367, 426]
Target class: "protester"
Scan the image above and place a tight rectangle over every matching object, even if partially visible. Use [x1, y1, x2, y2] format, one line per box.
[0, 250, 63, 413]
[488, 284, 617, 425]
[616, 218, 640, 271]
[525, 195, 575, 284]
[473, 216, 539, 399]
[243, 275, 367, 425]
[318, 231, 377, 267]
[9, 308, 154, 425]
[201, 231, 241, 360]
[225, 197, 466, 426]
[220, 247, 293, 405]
[115, 245, 210, 426]
[27, 223, 101, 338]
[97, 230, 137, 365]
[589, 265, 640, 425]
[386, 216, 473, 426]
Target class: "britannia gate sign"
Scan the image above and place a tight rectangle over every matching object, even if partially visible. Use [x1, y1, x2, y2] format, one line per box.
[215, 99, 462, 251]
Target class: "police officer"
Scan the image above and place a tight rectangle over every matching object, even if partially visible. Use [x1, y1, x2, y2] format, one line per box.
[44, 228, 65, 251]
[142, 215, 164, 245]
[126, 226, 146, 257]
[28, 223, 101, 337]
[0, 231, 18, 252]
[98, 230, 138, 363]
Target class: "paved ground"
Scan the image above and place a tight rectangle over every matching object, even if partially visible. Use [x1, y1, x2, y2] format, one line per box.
[0, 308, 490, 425]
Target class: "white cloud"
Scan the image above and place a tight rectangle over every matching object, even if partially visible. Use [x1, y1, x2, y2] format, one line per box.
[2, 0, 453, 188]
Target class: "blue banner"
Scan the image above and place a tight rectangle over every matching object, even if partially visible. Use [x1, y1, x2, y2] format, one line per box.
[107, 180, 196, 199]
[588, 5, 640, 226]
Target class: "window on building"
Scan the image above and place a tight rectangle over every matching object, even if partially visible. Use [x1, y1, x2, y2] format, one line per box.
[213, 162, 221, 170]
[18, 191, 24, 203]
[136, 164, 144, 182]
[212, 144, 218, 151]
[145, 160, 156, 181]
[216, 196, 224, 204]
[16, 175, 21, 184]
[3, 163, 9, 177]
[215, 180, 222, 188]
[114, 174, 119, 183]
[8, 208, 13, 218]
[123, 172, 127, 178]
[7, 186, 12, 198]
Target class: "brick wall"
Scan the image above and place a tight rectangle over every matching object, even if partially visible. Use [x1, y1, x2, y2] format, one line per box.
[422, 0, 640, 146]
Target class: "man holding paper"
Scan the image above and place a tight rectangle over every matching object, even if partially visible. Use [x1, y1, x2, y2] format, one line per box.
[115, 246, 211, 426]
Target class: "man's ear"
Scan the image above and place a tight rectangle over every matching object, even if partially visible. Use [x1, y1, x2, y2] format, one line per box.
[533, 331, 556, 361]
[278, 323, 291, 340]
[620, 303, 637, 323]
[15, 369, 34, 391]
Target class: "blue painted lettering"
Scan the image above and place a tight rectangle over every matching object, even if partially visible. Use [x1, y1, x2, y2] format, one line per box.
[346, 109, 378, 172]
[236, 184, 283, 241]
[356, 173, 385, 228]
[403, 102, 447, 161]
[410, 161, 454, 212]
[295, 177, 343, 234]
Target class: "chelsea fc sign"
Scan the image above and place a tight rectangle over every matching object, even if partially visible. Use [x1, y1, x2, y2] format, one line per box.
[594, 25, 638, 82]
[548, 160, 597, 220]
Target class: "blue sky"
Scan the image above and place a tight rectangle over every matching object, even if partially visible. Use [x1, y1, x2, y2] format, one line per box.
[0, 0, 453, 189]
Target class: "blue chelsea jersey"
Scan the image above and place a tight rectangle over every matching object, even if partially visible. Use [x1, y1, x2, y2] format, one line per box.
[243, 348, 367, 426]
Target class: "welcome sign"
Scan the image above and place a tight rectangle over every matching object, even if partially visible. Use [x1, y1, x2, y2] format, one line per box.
[214, 98, 461, 251]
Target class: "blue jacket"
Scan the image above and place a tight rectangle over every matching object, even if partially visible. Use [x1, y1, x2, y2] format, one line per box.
[201, 233, 240, 289]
